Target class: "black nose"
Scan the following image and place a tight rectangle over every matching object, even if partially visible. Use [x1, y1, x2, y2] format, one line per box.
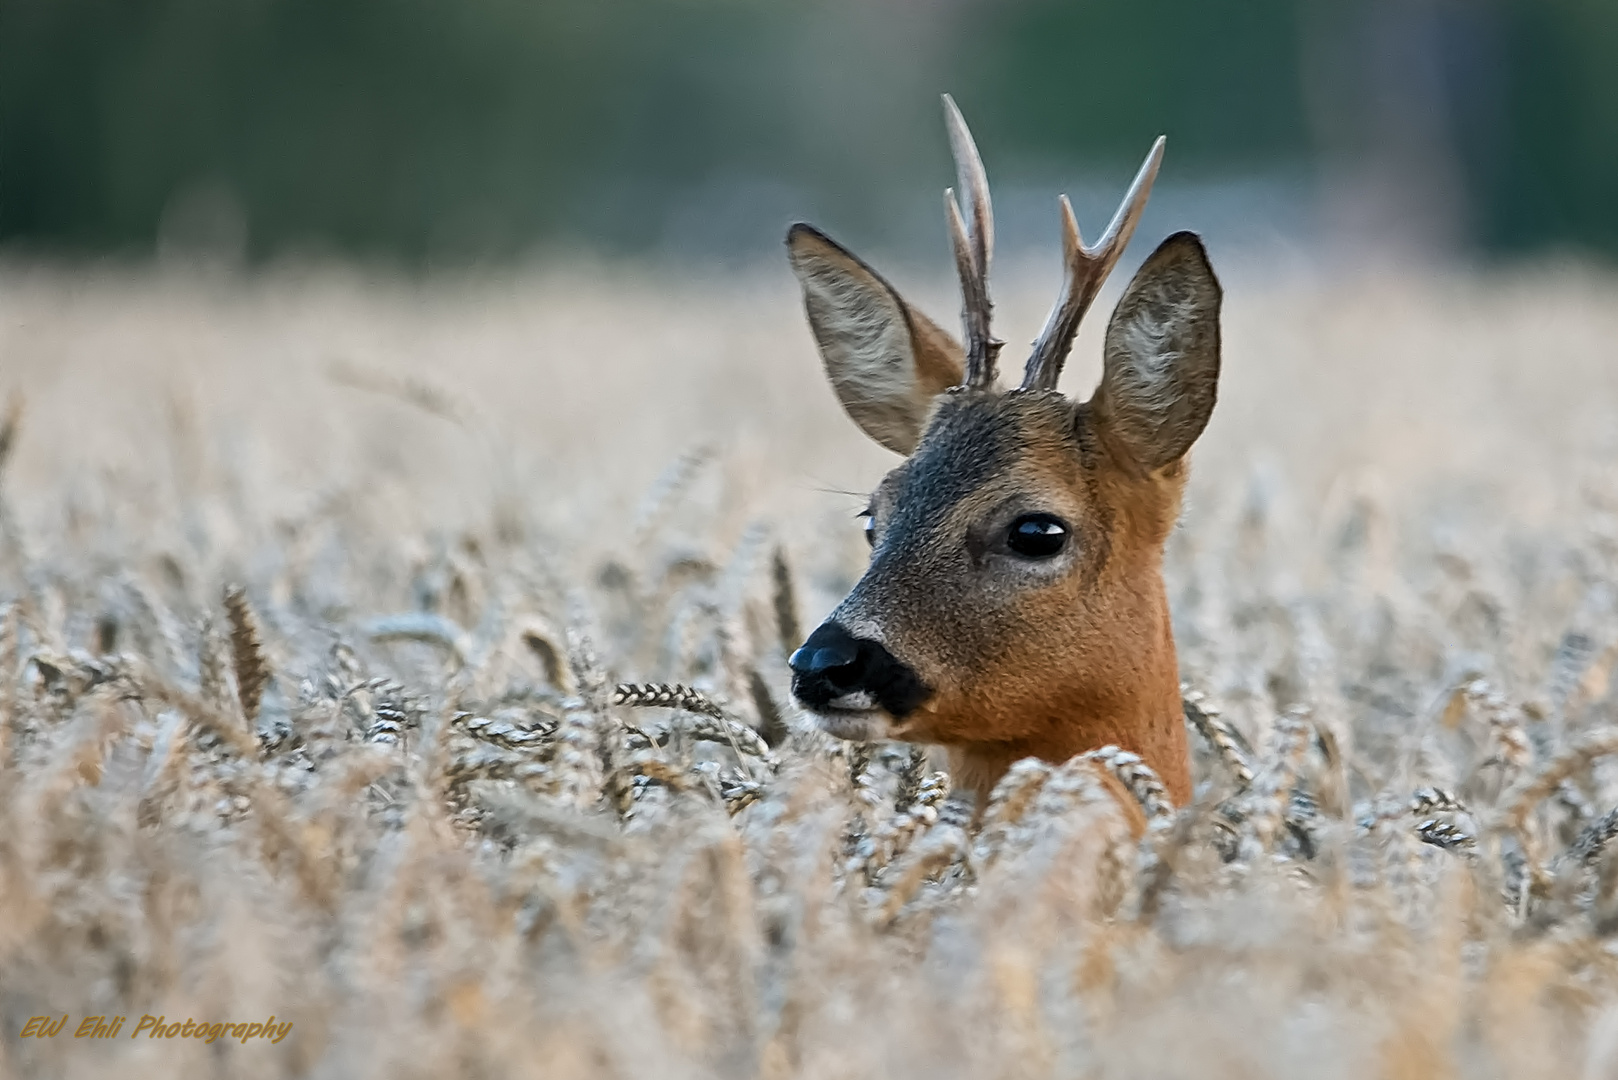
[789, 621, 867, 696]
[789, 621, 930, 716]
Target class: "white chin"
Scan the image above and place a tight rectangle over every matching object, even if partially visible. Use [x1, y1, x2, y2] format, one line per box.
[804, 708, 894, 742]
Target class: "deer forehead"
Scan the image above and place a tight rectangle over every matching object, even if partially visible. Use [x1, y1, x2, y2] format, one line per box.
[875, 391, 1095, 525]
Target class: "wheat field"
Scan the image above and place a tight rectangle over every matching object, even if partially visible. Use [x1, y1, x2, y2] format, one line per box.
[2, 251, 1618, 1079]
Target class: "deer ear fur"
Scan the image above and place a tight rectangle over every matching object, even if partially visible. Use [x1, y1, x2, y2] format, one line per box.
[1090, 231, 1221, 472]
[787, 224, 965, 455]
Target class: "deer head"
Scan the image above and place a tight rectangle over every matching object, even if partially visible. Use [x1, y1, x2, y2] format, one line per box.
[785, 96, 1221, 804]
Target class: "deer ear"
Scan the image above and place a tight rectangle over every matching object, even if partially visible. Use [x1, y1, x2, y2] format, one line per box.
[1091, 231, 1222, 472]
[787, 224, 964, 455]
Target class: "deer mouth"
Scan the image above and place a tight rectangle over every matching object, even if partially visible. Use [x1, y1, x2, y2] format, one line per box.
[801, 701, 896, 742]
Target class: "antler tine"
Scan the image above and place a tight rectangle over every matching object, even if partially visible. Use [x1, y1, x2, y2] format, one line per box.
[942, 94, 1000, 389]
[1021, 135, 1165, 392]
[943, 94, 994, 267]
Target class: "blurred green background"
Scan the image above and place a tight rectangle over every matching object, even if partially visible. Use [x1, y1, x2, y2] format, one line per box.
[1, 0, 1614, 264]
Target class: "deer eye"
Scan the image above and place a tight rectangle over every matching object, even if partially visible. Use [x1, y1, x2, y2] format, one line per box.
[1006, 514, 1068, 558]
[859, 509, 875, 547]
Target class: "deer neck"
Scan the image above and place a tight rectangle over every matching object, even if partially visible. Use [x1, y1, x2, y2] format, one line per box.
[947, 578, 1192, 808]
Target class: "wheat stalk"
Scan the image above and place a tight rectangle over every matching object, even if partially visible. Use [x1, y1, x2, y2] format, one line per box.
[631, 444, 716, 547]
[0, 391, 21, 479]
[1183, 689, 1255, 788]
[610, 682, 774, 764]
[328, 358, 476, 428]
[770, 544, 801, 659]
[363, 612, 471, 666]
[1083, 745, 1175, 828]
[222, 584, 272, 728]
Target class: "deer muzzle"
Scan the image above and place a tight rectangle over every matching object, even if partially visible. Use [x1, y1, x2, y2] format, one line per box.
[788, 621, 931, 738]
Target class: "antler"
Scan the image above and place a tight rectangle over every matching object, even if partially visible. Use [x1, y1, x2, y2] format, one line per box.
[1020, 136, 1165, 392]
[942, 94, 1001, 390]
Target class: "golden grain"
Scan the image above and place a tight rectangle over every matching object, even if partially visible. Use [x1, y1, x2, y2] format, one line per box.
[0, 258, 1615, 1077]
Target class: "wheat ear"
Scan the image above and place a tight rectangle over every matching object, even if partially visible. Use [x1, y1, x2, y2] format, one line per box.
[610, 682, 773, 763]
[222, 584, 271, 727]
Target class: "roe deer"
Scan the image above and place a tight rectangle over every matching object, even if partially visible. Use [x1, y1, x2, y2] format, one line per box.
[785, 95, 1220, 811]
